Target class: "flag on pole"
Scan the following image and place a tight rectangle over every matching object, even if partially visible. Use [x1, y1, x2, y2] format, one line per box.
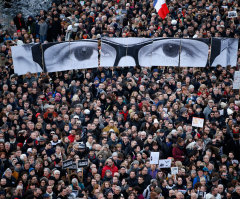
[154, 0, 169, 19]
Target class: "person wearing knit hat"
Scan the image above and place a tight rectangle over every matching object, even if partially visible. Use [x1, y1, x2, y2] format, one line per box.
[29, 168, 35, 175]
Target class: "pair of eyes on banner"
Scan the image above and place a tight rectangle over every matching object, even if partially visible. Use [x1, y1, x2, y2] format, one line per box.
[44, 42, 98, 72]
[43, 40, 209, 70]
[101, 39, 209, 67]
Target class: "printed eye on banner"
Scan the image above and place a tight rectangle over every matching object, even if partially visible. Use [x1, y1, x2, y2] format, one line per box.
[12, 37, 239, 75]
[179, 38, 209, 67]
[151, 38, 181, 67]
[12, 44, 43, 75]
[42, 40, 98, 72]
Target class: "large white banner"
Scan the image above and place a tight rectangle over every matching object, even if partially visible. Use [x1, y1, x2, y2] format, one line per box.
[42, 40, 98, 72]
[179, 38, 209, 67]
[12, 37, 239, 75]
[100, 37, 152, 67]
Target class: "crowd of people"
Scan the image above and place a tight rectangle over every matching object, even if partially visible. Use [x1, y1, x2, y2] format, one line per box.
[0, 0, 240, 199]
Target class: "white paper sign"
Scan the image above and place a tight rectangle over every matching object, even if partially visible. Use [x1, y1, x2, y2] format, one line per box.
[171, 167, 179, 175]
[163, 108, 168, 113]
[228, 11, 237, 18]
[150, 152, 159, 164]
[233, 71, 240, 89]
[235, 101, 240, 106]
[159, 159, 172, 168]
[192, 117, 204, 128]
[219, 109, 224, 116]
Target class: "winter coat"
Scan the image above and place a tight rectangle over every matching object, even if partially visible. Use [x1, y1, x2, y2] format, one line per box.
[39, 21, 48, 36]
[172, 146, 185, 162]
[101, 163, 118, 178]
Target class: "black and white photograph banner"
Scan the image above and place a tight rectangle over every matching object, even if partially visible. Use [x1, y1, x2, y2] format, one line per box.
[179, 38, 209, 67]
[12, 44, 43, 75]
[12, 38, 239, 75]
[69, 40, 98, 69]
[210, 38, 239, 67]
[151, 38, 180, 67]
[42, 39, 98, 72]
[100, 37, 152, 67]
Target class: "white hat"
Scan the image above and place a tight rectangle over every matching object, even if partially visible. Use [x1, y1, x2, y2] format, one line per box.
[27, 148, 33, 153]
[84, 109, 90, 115]
[67, 25, 73, 31]
[220, 102, 227, 109]
[77, 168, 83, 172]
[227, 108, 233, 115]
[17, 40, 24, 46]
[73, 115, 79, 119]
[153, 119, 159, 124]
[171, 19, 177, 25]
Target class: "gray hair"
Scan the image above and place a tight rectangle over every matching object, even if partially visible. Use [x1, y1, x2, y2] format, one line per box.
[72, 178, 78, 184]
[54, 170, 60, 175]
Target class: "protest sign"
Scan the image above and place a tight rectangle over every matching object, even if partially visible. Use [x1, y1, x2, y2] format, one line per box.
[62, 159, 73, 169]
[233, 71, 240, 90]
[78, 159, 88, 167]
[192, 117, 204, 128]
[150, 152, 159, 164]
[228, 11, 237, 18]
[159, 159, 172, 168]
[171, 167, 179, 175]
[62, 159, 77, 170]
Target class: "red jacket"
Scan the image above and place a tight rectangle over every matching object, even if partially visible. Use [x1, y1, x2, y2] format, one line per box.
[68, 134, 75, 143]
[172, 146, 185, 162]
[101, 163, 118, 178]
[119, 110, 128, 121]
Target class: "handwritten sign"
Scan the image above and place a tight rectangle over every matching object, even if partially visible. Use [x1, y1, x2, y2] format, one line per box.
[192, 117, 204, 128]
[150, 152, 159, 164]
[159, 159, 172, 168]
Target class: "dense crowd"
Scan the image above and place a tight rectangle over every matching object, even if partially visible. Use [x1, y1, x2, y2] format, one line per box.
[0, 0, 240, 199]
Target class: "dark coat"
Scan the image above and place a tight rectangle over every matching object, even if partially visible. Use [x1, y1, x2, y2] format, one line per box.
[172, 146, 185, 161]
[14, 16, 26, 30]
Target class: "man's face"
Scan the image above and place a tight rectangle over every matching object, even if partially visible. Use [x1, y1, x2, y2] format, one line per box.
[176, 192, 184, 199]
[218, 185, 224, 193]
[109, 120, 114, 127]
[75, 107, 81, 114]
[34, 189, 42, 197]
[138, 177, 144, 184]
[142, 167, 148, 175]
[0, 178, 6, 185]
[236, 186, 240, 194]
[212, 188, 218, 196]
[130, 172, 135, 178]
[177, 178, 183, 185]
[62, 188, 67, 196]
[107, 159, 113, 167]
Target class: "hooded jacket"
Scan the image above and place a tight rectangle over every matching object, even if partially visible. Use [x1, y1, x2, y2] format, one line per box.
[101, 163, 118, 178]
